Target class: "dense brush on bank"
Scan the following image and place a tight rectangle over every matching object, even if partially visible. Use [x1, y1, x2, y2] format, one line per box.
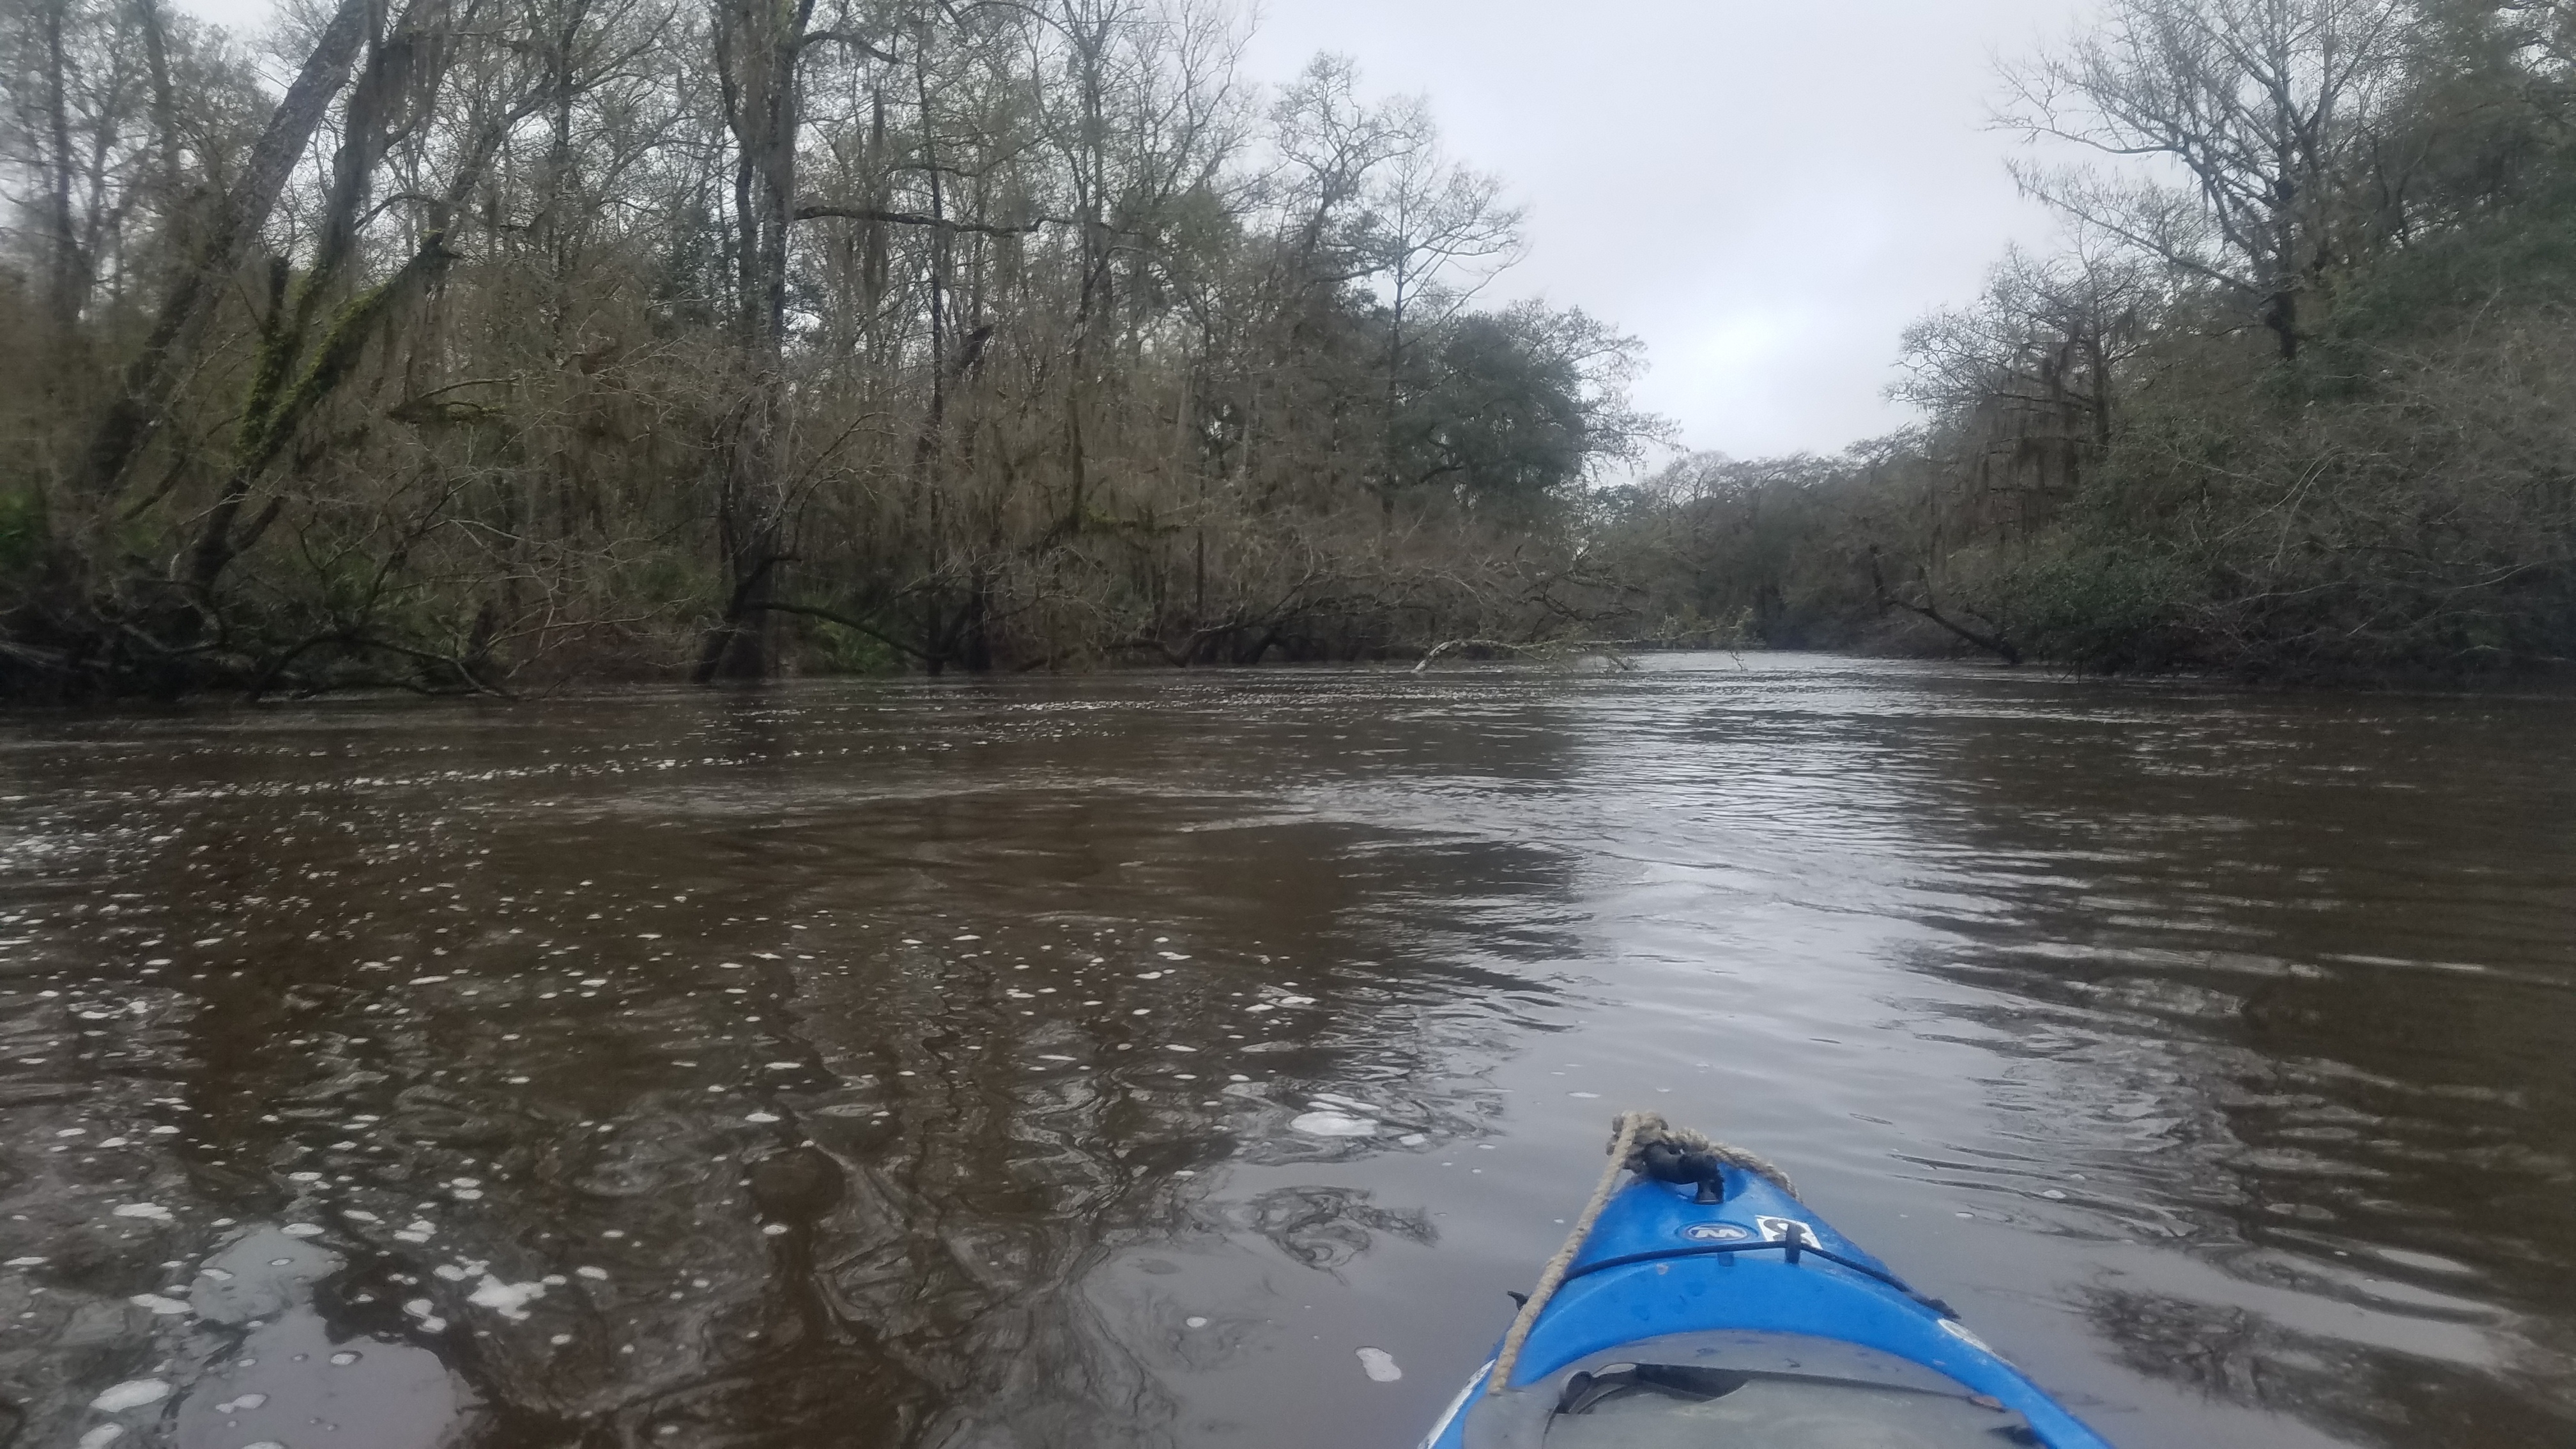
[1601, 1, 2576, 684]
[0, 0, 1663, 699]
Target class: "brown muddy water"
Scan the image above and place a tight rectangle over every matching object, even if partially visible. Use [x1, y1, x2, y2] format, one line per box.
[0, 654, 2570, 1449]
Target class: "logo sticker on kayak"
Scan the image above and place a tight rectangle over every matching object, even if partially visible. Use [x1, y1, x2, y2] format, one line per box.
[1755, 1216, 1818, 1246]
[1679, 1222, 1752, 1243]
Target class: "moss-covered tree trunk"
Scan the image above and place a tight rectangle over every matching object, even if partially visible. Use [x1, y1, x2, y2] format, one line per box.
[695, 0, 816, 682]
[79, 0, 371, 498]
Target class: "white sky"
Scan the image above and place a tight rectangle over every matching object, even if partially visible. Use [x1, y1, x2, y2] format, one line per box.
[1238, 0, 2102, 461]
[169, 0, 2099, 461]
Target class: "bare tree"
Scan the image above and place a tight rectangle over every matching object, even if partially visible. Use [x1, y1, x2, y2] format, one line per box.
[1998, 0, 2414, 357]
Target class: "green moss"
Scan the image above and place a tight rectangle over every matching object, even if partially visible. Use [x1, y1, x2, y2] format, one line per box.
[234, 279, 308, 468]
[236, 237, 442, 475]
[0, 489, 48, 587]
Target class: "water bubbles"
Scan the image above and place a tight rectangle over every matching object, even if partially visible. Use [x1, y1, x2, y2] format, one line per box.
[400, 1300, 447, 1331]
[1290, 1112, 1378, 1138]
[110, 1202, 172, 1222]
[1355, 1347, 1402, 1382]
[87, 1379, 171, 1412]
[466, 1275, 548, 1320]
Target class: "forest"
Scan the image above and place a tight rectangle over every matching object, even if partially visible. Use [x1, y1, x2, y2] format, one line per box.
[3, 0, 2573, 695]
[1611, 0, 2576, 682]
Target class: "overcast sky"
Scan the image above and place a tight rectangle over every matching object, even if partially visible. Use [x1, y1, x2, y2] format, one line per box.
[169, 0, 2099, 461]
[1239, 0, 2101, 461]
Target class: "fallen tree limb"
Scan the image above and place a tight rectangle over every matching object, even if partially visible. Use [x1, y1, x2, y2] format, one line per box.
[1868, 547, 2020, 665]
[746, 601, 935, 661]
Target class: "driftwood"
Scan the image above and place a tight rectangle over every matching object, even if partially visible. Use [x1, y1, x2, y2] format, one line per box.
[1411, 637, 1650, 672]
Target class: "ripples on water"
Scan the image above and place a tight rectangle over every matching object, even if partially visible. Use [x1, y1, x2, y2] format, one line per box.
[0, 656, 2568, 1448]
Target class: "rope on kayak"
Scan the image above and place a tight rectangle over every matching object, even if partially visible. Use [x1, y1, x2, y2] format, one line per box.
[1483, 1112, 1795, 1398]
[1485, 1112, 1645, 1398]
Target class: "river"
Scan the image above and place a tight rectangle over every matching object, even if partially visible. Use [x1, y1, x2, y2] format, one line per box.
[0, 654, 2568, 1448]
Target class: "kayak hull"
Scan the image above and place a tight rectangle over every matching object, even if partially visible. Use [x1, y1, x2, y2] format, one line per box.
[1418, 1167, 2115, 1448]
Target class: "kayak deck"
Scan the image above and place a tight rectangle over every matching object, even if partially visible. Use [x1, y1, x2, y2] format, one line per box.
[1420, 1166, 2115, 1448]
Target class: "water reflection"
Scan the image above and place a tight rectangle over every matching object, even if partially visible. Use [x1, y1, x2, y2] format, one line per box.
[0, 680, 1581, 1449]
[1848, 679, 2576, 1430]
[0, 661, 2570, 1448]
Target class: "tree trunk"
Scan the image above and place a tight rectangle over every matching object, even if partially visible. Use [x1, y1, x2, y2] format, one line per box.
[695, 0, 815, 681]
[79, 0, 372, 496]
[39, 0, 82, 332]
